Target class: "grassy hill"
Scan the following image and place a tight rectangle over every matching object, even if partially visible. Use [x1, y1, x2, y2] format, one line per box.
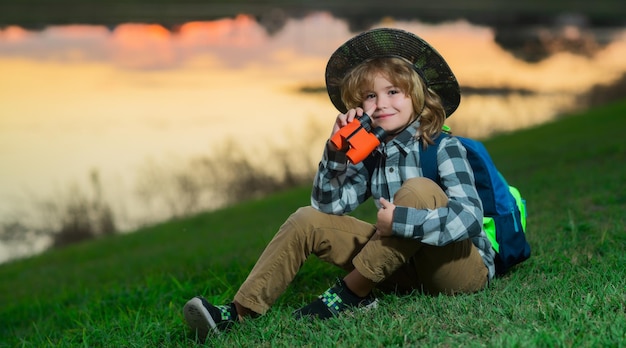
[1, 100, 625, 347]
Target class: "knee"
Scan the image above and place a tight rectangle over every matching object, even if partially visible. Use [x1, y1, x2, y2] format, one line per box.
[394, 177, 448, 209]
[289, 206, 324, 226]
[402, 177, 440, 191]
[282, 206, 327, 236]
[278, 206, 333, 248]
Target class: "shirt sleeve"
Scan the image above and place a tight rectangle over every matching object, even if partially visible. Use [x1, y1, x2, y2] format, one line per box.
[311, 142, 372, 215]
[391, 137, 484, 245]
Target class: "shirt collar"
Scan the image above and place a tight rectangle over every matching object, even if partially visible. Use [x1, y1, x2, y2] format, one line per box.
[384, 119, 420, 155]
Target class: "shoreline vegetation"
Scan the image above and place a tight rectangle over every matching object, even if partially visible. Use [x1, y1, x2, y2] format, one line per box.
[1, 0, 625, 29]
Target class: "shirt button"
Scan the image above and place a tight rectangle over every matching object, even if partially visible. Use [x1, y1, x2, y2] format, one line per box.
[389, 167, 395, 173]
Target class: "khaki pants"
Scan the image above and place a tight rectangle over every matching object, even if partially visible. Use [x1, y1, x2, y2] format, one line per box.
[234, 178, 488, 315]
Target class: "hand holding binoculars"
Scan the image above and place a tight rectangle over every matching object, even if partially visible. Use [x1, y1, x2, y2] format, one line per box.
[330, 113, 386, 164]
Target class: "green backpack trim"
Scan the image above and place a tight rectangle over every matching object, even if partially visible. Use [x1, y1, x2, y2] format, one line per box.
[509, 185, 527, 231]
[483, 185, 527, 253]
[483, 216, 498, 253]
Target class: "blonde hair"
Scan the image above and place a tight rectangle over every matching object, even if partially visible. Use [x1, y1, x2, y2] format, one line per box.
[340, 57, 446, 146]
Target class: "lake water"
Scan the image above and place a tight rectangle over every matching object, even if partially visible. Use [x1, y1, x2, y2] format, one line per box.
[1, 12, 626, 262]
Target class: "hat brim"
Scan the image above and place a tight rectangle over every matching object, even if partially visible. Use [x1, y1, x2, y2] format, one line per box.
[325, 28, 460, 117]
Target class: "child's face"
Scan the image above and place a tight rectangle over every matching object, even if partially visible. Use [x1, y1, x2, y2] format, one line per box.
[362, 74, 415, 135]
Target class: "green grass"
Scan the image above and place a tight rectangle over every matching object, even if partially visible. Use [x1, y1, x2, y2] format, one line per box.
[1, 100, 625, 347]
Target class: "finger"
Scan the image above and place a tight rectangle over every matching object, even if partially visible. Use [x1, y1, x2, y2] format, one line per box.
[355, 107, 365, 117]
[365, 105, 376, 117]
[336, 112, 349, 127]
[379, 197, 390, 208]
[346, 110, 357, 123]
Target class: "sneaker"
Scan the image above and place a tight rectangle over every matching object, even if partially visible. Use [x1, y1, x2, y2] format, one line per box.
[183, 296, 237, 340]
[293, 279, 378, 320]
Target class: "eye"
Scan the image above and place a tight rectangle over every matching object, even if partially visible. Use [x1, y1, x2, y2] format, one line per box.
[389, 89, 400, 95]
[364, 92, 376, 99]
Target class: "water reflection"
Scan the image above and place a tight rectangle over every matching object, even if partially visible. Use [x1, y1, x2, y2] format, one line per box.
[1, 13, 625, 261]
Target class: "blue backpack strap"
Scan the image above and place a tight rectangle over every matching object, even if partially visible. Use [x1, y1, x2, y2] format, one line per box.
[420, 132, 448, 182]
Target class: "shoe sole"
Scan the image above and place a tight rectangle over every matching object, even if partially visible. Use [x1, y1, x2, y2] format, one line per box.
[183, 297, 220, 340]
[294, 297, 380, 320]
[361, 298, 379, 311]
[346, 298, 379, 316]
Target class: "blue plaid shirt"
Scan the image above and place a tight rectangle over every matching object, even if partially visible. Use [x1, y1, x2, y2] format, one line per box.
[312, 121, 496, 280]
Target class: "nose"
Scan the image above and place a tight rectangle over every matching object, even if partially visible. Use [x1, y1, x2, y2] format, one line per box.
[375, 94, 388, 109]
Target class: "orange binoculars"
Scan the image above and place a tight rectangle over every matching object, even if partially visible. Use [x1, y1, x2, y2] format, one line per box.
[330, 113, 386, 164]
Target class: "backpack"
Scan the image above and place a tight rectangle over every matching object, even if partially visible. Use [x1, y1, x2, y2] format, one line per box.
[420, 129, 531, 275]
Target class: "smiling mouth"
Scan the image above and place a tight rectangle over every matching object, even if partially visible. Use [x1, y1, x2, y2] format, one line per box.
[375, 114, 393, 120]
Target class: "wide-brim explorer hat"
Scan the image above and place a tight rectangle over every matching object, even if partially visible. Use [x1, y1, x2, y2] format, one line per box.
[325, 28, 461, 117]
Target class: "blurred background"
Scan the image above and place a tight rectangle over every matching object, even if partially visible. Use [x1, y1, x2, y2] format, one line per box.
[1, 0, 625, 262]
